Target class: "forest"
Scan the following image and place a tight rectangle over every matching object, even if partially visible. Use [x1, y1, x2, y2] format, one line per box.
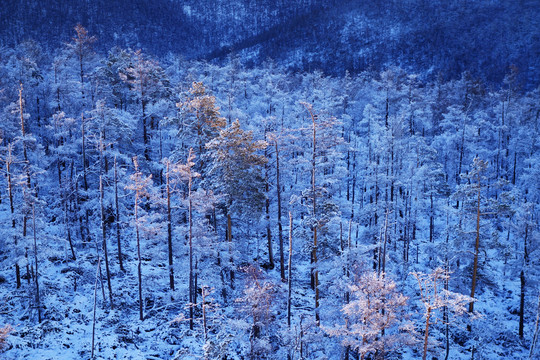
[0, 14, 539, 360]
[1, 0, 539, 87]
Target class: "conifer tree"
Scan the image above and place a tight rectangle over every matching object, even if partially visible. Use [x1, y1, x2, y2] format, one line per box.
[177, 81, 226, 174]
[206, 120, 267, 290]
[120, 50, 168, 161]
[125, 156, 153, 321]
[299, 101, 343, 325]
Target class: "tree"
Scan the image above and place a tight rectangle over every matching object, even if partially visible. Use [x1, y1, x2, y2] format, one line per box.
[125, 156, 153, 321]
[412, 267, 475, 360]
[235, 264, 280, 360]
[53, 24, 98, 114]
[68, 24, 96, 104]
[299, 101, 344, 325]
[120, 50, 169, 161]
[326, 269, 414, 360]
[176, 81, 226, 174]
[453, 157, 504, 313]
[205, 119, 267, 289]
[0, 142, 20, 287]
[168, 148, 201, 328]
[0, 324, 13, 352]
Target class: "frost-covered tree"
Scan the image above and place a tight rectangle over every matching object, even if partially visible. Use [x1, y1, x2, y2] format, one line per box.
[120, 50, 169, 161]
[125, 156, 154, 321]
[235, 264, 281, 359]
[0, 324, 13, 352]
[176, 81, 226, 174]
[326, 269, 414, 360]
[297, 101, 344, 325]
[412, 267, 475, 360]
[205, 119, 267, 290]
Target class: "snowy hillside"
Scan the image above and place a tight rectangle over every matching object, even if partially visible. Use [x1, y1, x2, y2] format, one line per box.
[0, 4, 539, 360]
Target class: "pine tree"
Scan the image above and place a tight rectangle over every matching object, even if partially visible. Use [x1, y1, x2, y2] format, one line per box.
[299, 101, 344, 325]
[125, 156, 153, 321]
[176, 81, 226, 174]
[205, 119, 267, 290]
[120, 50, 169, 161]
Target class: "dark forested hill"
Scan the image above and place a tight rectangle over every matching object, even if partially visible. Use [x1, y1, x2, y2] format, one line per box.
[1, 0, 539, 87]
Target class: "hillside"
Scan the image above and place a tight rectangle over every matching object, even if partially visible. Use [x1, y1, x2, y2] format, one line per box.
[1, 0, 539, 86]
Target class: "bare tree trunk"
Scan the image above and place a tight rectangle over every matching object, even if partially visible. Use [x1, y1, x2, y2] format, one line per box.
[114, 157, 124, 272]
[19, 85, 31, 288]
[202, 286, 208, 342]
[276, 142, 285, 281]
[132, 158, 144, 321]
[81, 114, 88, 192]
[381, 208, 389, 274]
[265, 181, 274, 268]
[6, 145, 15, 229]
[91, 257, 101, 359]
[519, 270, 525, 337]
[520, 222, 529, 338]
[304, 104, 320, 325]
[287, 212, 293, 327]
[187, 152, 194, 330]
[530, 292, 540, 359]
[429, 192, 434, 243]
[264, 136, 274, 268]
[136, 191, 143, 321]
[100, 176, 113, 308]
[142, 100, 149, 161]
[166, 162, 174, 291]
[4, 144, 19, 287]
[19, 83, 30, 187]
[227, 201, 234, 290]
[469, 173, 481, 313]
[64, 199, 76, 260]
[32, 205, 42, 323]
[422, 307, 432, 360]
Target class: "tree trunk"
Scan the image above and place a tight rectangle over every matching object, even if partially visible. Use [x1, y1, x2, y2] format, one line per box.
[64, 199, 76, 261]
[469, 174, 481, 313]
[19, 85, 31, 273]
[142, 100, 149, 161]
[114, 157, 124, 272]
[519, 270, 525, 338]
[429, 192, 434, 243]
[166, 162, 174, 291]
[265, 185, 274, 268]
[227, 209, 234, 289]
[287, 212, 293, 327]
[529, 292, 540, 359]
[81, 114, 88, 192]
[100, 176, 113, 308]
[202, 286, 208, 342]
[188, 156, 194, 330]
[520, 222, 530, 338]
[32, 205, 42, 323]
[422, 306, 432, 360]
[91, 257, 101, 359]
[276, 142, 285, 281]
[134, 178, 144, 321]
[307, 105, 320, 325]
[5, 145, 20, 288]
[381, 209, 389, 274]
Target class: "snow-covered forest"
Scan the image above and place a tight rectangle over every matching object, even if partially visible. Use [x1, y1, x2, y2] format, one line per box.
[0, 12, 539, 360]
